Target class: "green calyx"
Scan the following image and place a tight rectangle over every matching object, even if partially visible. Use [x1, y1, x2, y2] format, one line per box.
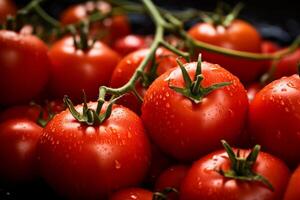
[168, 54, 231, 104]
[202, 3, 244, 27]
[63, 91, 120, 126]
[70, 20, 92, 51]
[218, 140, 274, 191]
[152, 187, 178, 200]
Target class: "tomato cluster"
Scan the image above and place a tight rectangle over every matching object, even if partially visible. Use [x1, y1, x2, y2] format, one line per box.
[0, 0, 300, 200]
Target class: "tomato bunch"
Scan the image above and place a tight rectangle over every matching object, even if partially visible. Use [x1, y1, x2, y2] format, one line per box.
[0, 0, 300, 200]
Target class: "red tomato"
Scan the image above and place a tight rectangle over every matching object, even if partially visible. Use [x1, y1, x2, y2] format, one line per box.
[110, 48, 180, 114]
[60, 1, 130, 43]
[110, 188, 153, 200]
[188, 20, 266, 83]
[0, 30, 49, 106]
[0, 0, 16, 23]
[37, 102, 151, 199]
[273, 48, 300, 79]
[48, 36, 120, 102]
[113, 35, 149, 57]
[284, 166, 300, 200]
[155, 165, 189, 200]
[0, 118, 43, 184]
[141, 61, 248, 161]
[248, 74, 300, 167]
[180, 146, 290, 200]
[144, 144, 173, 187]
[261, 40, 280, 54]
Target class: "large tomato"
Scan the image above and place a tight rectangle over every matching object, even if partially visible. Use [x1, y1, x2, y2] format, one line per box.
[60, 1, 130, 43]
[248, 74, 300, 167]
[110, 48, 180, 114]
[188, 20, 266, 83]
[110, 188, 153, 200]
[284, 165, 300, 200]
[48, 36, 120, 102]
[141, 61, 248, 161]
[0, 30, 49, 106]
[0, 118, 43, 184]
[37, 102, 151, 199]
[0, 0, 16, 23]
[180, 143, 290, 200]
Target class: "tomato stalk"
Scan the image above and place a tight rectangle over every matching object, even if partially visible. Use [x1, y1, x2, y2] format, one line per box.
[168, 54, 231, 103]
[218, 140, 274, 191]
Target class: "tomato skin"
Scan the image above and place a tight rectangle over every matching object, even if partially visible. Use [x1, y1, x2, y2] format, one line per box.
[141, 62, 248, 161]
[0, 30, 49, 106]
[155, 165, 189, 200]
[188, 20, 265, 83]
[261, 41, 280, 54]
[180, 149, 290, 200]
[113, 35, 148, 57]
[248, 74, 300, 167]
[60, 1, 130, 43]
[274, 49, 300, 79]
[110, 48, 179, 114]
[0, 0, 16, 23]
[284, 166, 300, 200]
[109, 188, 152, 200]
[48, 36, 120, 102]
[0, 119, 43, 184]
[37, 102, 151, 199]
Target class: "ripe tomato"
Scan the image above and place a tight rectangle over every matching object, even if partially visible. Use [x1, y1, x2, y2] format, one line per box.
[0, 118, 43, 184]
[180, 145, 290, 200]
[155, 165, 189, 200]
[188, 20, 266, 83]
[261, 40, 280, 54]
[60, 1, 130, 43]
[141, 61, 248, 161]
[273, 48, 300, 79]
[110, 48, 179, 114]
[37, 102, 151, 199]
[284, 166, 300, 200]
[248, 74, 300, 167]
[113, 35, 149, 57]
[0, 0, 16, 23]
[0, 30, 49, 106]
[110, 188, 153, 200]
[48, 36, 120, 102]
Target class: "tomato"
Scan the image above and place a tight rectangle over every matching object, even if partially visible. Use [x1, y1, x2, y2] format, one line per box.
[273, 48, 300, 79]
[110, 188, 153, 200]
[284, 165, 300, 200]
[155, 165, 189, 200]
[261, 41, 280, 54]
[188, 20, 266, 83]
[48, 36, 120, 102]
[248, 74, 300, 167]
[0, 30, 49, 106]
[0, 0, 16, 23]
[113, 35, 149, 57]
[144, 144, 173, 187]
[37, 102, 151, 199]
[141, 61, 248, 161]
[60, 1, 130, 43]
[110, 48, 179, 114]
[0, 118, 43, 184]
[180, 144, 290, 200]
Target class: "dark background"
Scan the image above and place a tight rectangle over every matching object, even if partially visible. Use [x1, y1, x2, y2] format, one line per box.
[14, 0, 300, 45]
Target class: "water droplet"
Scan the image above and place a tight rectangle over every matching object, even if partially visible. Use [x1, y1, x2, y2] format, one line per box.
[281, 88, 287, 92]
[280, 100, 285, 106]
[115, 160, 121, 169]
[166, 103, 170, 108]
[287, 82, 296, 88]
[127, 132, 132, 138]
[228, 109, 234, 117]
[56, 141, 60, 145]
[166, 92, 170, 97]
[284, 107, 290, 113]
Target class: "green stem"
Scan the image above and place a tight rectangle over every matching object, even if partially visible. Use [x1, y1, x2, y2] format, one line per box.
[33, 4, 61, 27]
[180, 30, 300, 61]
